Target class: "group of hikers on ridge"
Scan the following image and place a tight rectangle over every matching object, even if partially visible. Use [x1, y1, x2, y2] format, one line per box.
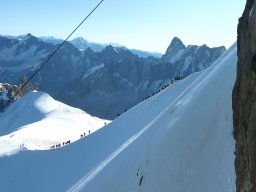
[80, 130, 91, 138]
[50, 129, 92, 150]
[117, 75, 183, 117]
[50, 139, 71, 149]
[143, 75, 183, 102]
[16, 122, 109, 151]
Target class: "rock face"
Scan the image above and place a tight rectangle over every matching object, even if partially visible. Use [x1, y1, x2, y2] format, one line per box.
[232, 0, 256, 191]
[0, 79, 37, 112]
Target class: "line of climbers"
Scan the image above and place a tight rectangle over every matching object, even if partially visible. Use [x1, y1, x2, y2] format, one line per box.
[50, 129, 93, 149]
[143, 75, 183, 102]
[50, 140, 71, 149]
[117, 75, 183, 118]
[80, 130, 91, 138]
[142, 83, 169, 101]
[174, 75, 183, 81]
[117, 108, 128, 117]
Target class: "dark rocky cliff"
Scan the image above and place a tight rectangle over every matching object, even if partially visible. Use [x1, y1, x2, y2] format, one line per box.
[233, 0, 256, 191]
[0, 78, 37, 112]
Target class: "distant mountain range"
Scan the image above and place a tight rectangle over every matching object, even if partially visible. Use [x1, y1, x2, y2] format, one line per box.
[2, 34, 162, 58]
[44, 36, 163, 58]
[0, 33, 225, 119]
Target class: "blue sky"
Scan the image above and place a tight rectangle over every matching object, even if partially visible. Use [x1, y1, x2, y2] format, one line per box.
[0, 0, 245, 53]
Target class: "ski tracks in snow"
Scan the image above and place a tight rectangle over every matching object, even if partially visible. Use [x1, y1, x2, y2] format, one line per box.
[67, 108, 165, 192]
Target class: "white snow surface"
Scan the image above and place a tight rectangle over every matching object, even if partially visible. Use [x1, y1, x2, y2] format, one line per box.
[0, 43, 237, 192]
[170, 49, 185, 63]
[0, 91, 109, 157]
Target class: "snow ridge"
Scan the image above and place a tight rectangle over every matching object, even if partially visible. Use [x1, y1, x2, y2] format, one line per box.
[68, 43, 236, 191]
[0, 91, 109, 157]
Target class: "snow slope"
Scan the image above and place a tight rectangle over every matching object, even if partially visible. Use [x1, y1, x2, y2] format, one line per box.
[0, 91, 109, 157]
[0, 43, 237, 192]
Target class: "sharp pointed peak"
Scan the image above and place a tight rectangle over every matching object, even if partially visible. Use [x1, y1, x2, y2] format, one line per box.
[169, 37, 185, 48]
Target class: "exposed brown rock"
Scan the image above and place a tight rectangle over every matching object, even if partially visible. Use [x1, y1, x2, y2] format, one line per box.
[233, 0, 256, 191]
[0, 77, 37, 112]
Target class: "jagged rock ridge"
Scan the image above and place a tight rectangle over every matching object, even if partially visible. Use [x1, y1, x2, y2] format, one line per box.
[0, 34, 225, 119]
[0, 78, 36, 112]
[233, 0, 256, 191]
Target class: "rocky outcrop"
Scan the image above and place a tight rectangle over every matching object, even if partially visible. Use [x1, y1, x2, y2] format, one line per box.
[0, 77, 37, 112]
[232, 0, 256, 191]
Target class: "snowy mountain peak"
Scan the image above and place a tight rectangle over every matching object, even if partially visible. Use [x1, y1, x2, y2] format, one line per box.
[162, 37, 186, 63]
[70, 37, 88, 50]
[104, 44, 116, 52]
[170, 36, 186, 49]
[100, 44, 120, 57]
[25, 33, 40, 44]
[99, 44, 140, 63]
[71, 37, 88, 44]
[161, 37, 226, 70]
[26, 33, 32, 38]
[101, 44, 126, 56]
[15, 33, 37, 42]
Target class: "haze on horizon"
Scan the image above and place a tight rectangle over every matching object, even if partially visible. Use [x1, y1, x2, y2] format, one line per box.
[0, 0, 244, 53]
